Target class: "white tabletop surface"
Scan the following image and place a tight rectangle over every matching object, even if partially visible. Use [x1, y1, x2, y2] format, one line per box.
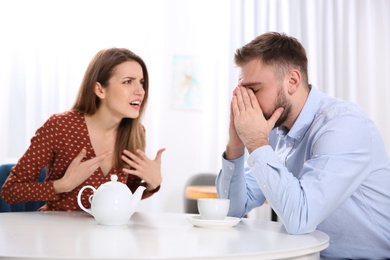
[0, 211, 329, 260]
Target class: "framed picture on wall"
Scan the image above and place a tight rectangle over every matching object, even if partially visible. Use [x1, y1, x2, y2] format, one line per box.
[171, 55, 202, 110]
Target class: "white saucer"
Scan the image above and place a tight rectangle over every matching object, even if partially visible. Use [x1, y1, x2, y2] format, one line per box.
[186, 215, 241, 228]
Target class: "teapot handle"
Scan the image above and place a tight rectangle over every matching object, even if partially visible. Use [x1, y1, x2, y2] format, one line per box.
[77, 185, 96, 216]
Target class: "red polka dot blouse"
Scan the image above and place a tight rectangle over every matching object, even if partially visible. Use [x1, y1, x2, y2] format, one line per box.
[1, 110, 159, 211]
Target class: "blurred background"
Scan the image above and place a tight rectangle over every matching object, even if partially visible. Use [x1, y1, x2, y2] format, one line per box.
[0, 0, 389, 215]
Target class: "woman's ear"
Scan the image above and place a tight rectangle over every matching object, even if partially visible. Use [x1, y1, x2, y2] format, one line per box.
[287, 69, 301, 95]
[94, 82, 105, 99]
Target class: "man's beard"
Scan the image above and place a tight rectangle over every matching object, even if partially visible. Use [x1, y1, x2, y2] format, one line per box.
[264, 86, 292, 129]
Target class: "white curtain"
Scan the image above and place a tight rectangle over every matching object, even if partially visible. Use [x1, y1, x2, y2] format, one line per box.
[0, 0, 171, 162]
[0, 0, 389, 214]
[240, 0, 390, 152]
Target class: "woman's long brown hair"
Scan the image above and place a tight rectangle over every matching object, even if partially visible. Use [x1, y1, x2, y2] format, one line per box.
[72, 48, 148, 170]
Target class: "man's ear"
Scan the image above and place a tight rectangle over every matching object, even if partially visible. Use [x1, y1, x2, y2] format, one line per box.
[94, 82, 105, 99]
[287, 69, 301, 95]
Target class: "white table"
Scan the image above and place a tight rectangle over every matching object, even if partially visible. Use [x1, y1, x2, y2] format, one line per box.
[0, 211, 329, 260]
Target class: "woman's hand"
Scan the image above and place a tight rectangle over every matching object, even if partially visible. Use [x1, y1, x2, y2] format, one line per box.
[121, 148, 166, 191]
[53, 148, 112, 194]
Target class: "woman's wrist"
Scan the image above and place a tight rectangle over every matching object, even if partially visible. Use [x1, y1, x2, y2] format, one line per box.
[53, 178, 72, 194]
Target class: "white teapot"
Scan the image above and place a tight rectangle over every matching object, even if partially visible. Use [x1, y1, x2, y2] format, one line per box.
[77, 174, 146, 225]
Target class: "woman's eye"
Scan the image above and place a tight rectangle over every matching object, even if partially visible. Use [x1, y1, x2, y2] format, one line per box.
[251, 88, 259, 93]
[140, 80, 145, 86]
[124, 80, 131, 84]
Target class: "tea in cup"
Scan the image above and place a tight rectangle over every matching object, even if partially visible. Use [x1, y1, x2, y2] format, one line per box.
[197, 198, 230, 220]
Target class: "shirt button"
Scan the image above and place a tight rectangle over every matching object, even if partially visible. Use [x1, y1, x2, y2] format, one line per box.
[224, 189, 228, 193]
[263, 184, 267, 188]
[288, 142, 292, 147]
[249, 161, 254, 167]
[228, 166, 233, 171]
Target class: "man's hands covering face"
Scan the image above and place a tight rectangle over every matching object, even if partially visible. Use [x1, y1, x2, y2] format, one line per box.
[227, 86, 284, 157]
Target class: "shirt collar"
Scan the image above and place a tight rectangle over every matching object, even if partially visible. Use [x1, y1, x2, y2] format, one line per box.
[278, 85, 323, 141]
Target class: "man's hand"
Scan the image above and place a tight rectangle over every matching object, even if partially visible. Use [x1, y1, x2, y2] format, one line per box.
[225, 95, 246, 160]
[231, 86, 283, 154]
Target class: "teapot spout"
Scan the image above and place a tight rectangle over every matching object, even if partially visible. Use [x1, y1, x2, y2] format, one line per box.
[129, 186, 146, 215]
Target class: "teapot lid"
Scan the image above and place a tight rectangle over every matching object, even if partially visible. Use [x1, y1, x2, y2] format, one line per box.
[110, 174, 118, 182]
[99, 174, 127, 190]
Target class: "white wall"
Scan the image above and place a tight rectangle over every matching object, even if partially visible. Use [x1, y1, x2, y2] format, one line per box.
[139, 0, 232, 212]
[0, 0, 233, 213]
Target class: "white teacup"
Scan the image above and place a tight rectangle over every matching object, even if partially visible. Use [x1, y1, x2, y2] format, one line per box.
[197, 198, 230, 220]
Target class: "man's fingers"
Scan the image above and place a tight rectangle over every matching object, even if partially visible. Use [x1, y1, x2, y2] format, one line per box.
[248, 88, 260, 110]
[269, 107, 284, 127]
[231, 96, 240, 118]
[240, 86, 253, 108]
[230, 99, 235, 121]
[235, 87, 246, 112]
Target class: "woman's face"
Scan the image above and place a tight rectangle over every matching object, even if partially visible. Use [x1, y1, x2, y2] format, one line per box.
[99, 60, 145, 120]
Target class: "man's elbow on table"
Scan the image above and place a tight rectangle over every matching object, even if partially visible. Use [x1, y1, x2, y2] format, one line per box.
[281, 216, 318, 235]
[226, 200, 251, 219]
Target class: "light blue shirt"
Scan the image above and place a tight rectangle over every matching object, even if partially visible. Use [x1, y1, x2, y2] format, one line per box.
[216, 86, 390, 259]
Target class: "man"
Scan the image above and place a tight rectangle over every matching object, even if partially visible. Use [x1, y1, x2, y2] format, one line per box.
[216, 32, 390, 259]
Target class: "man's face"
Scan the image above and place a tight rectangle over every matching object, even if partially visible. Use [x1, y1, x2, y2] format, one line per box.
[238, 58, 292, 128]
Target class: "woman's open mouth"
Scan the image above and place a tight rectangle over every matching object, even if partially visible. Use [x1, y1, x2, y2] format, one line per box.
[130, 100, 141, 110]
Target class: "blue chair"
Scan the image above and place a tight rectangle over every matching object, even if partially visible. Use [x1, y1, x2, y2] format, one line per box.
[0, 164, 46, 212]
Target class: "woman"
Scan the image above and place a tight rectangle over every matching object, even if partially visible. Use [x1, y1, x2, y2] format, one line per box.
[1, 48, 165, 211]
